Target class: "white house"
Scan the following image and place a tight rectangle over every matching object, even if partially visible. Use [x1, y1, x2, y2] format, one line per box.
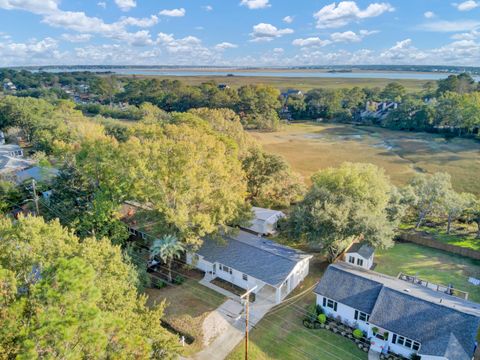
[360, 101, 398, 120]
[0, 144, 33, 174]
[344, 242, 374, 270]
[186, 230, 312, 304]
[242, 207, 285, 235]
[315, 263, 480, 360]
[119, 202, 312, 304]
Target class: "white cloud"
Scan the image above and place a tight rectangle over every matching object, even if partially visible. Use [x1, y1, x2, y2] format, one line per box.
[0, 36, 62, 65]
[61, 33, 92, 43]
[214, 42, 238, 50]
[314, 1, 394, 29]
[97, 2, 106, 9]
[115, 0, 136, 12]
[293, 30, 377, 47]
[418, 20, 480, 32]
[240, 0, 270, 10]
[119, 15, 158, 27]
[0, 0, 60, 14]
[451, 29, 480, 40]
[250, 23, 293, 42]
[453, 1, 479, 11]
[292, 37, 331, 47]
[424, 11, 435, 18]
[203, 5, 213, 11]
[159, 8, 186, 17]
[331, 31, 362, 42]
[283, 15, 294, 24]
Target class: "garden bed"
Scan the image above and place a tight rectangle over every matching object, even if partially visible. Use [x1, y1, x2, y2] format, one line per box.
[211, 277, 255, 302]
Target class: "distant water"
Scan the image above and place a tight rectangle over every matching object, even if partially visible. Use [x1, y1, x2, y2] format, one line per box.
[34, 68, 480, 81]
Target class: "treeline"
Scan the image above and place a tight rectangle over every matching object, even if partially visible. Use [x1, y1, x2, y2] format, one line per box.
[2, 69, 480, 135]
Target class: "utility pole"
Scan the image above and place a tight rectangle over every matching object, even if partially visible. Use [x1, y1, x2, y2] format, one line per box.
[32, 179, 40, 215]
[240, 286, 257, 360]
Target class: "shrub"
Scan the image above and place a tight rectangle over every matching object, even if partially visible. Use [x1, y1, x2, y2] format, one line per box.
[317, 314, 327, 324]
[410, 354, 421, 360]
[353, 329, 363, 339]
[173, 275, 185, 285]
[307, 303, 318, 316]
[154, 278, 166, 289]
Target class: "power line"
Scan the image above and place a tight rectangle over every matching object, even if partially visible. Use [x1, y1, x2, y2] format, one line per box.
[36, 197, 366, 359]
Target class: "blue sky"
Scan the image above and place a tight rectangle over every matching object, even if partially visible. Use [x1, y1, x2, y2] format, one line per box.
[0, 0, 479, 66]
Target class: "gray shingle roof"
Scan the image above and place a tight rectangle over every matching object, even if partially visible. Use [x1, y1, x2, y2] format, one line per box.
[197, 230, 311, 287]
[314, 266, 383, 314]
[315, 263, 480, 360]
[346, 242, 375, 259]
[370, 287, 479, 360]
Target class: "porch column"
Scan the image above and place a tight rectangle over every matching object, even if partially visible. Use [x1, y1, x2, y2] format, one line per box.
[275, 286, 281, 304]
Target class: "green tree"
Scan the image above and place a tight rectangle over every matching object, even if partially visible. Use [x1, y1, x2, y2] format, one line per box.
[408, 172, 453, 228]
[237, 85, 281, 131]
[242, 148, 305, 208]
[150, 235, 185, 283]
[0, 216, 180, 359]
[380, 82, 406, 102]
[442, 191, 472, 234]
[286, 163, 396, 261]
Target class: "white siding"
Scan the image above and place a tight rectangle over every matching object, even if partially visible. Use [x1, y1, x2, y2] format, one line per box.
[345, 253, 374, 270]
[315, 295, 370, 333]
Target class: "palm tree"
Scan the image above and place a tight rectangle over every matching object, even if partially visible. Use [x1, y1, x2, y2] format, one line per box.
[149, 235, 185, 283]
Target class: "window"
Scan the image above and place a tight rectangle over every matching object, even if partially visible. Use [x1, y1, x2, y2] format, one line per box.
[392, 334, 420, 351]
[221, 265, 232, 274]
[354, 310, 370, 322]
[325, 298, 337, 311]
[242, 274, 248, 281]
[357, 258, 364, 267]
[348, 256, 355, 264]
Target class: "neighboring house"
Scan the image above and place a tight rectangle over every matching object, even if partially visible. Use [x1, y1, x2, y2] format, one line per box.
[0, 144, 33, 174]
[315, 262, 480, 360]
[360, 101, 398, 120]
[15, 166, 59, 184]
[344, 242, 374, 270]
[280, 89, 303, 100]
[2, 79, 17, 92]
[218, 83, 230, 90]
[241, 207, 285, 235]
[187, 230, 312, 304]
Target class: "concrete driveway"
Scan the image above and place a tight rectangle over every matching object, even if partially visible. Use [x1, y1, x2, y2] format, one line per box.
[190, 286, 276, 360]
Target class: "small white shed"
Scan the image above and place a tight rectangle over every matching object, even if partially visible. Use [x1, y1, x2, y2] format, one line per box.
[344, 242, 375, 270]
[242, 207, 286, 235]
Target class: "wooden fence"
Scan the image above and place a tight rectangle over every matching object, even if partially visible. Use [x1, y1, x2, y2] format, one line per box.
[397, 231, 480, 260]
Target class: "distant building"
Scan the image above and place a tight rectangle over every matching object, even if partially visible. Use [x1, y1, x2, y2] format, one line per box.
[280, 89, 303, 100]
[218, 83, 230, 90]
[360, 101, 398, 120]
[2, 79, 17, 92]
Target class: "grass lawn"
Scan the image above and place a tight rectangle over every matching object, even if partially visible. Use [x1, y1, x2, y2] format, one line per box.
[227, 256, 367, 360]
[145, 274, 226, 356]
[251, 122, 480, 195]
[375, 242, 480, 302]
[400, 223, 480, 251]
